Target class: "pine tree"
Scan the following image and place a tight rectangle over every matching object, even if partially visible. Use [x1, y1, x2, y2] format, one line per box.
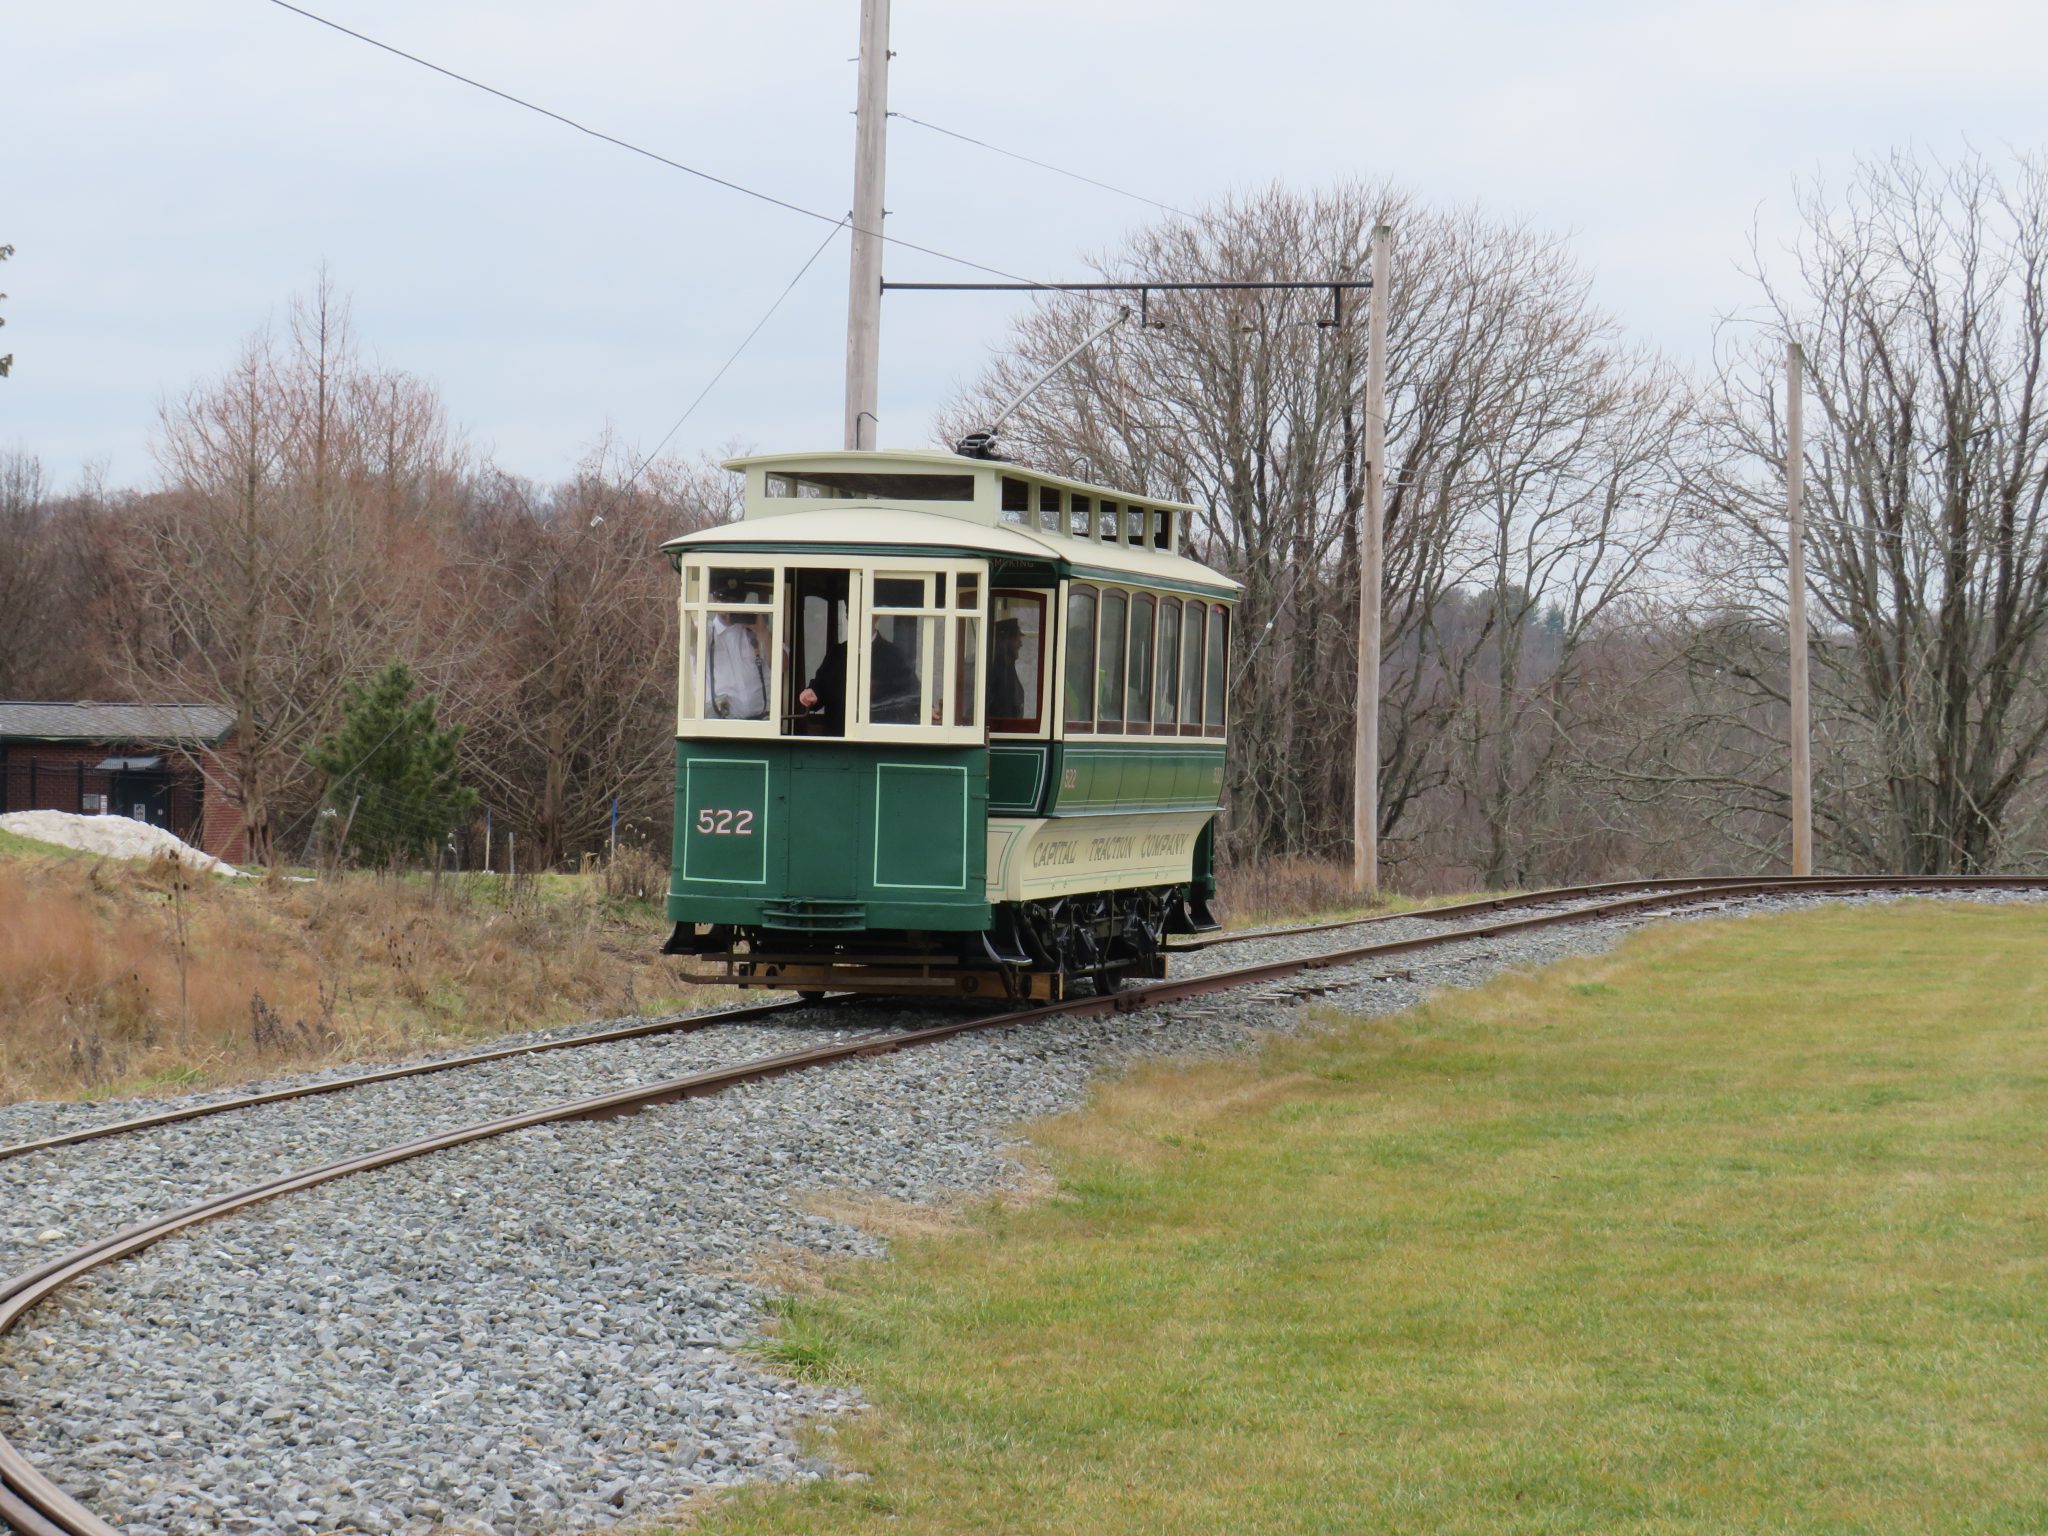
[309, 663, 478, 866]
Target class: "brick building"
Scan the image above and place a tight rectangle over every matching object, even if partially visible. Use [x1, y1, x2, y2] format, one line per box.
[0, 702, 247, 864]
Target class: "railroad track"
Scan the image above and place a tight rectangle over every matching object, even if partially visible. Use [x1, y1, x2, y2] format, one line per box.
[1161, 871, 1974, 952]
[0, 878, 1708, 1166]
[3, 872, 2043, 1535]
[0, 995, 837, 1165]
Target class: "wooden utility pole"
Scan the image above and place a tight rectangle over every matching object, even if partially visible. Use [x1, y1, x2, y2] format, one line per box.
[843, 0, 891, 451]
[1353, 222, 1392, 892]
[1786, 340, 1814, 875]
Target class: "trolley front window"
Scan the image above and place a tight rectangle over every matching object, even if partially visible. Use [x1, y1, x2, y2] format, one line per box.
[676, 554, 987, 744]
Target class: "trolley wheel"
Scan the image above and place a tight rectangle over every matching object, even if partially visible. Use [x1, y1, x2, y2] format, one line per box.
[797, 989, 828, 1004]
[1092, 968, 1127, 998]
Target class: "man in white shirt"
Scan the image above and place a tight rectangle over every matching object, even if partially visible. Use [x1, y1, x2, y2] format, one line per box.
[710, 609, 769, 719]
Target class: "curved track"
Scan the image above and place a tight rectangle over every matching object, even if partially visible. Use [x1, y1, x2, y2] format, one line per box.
[4, 872, 2045, 1534]
[0, 876, 1782, 1164]
[0, 996, 836, 1165]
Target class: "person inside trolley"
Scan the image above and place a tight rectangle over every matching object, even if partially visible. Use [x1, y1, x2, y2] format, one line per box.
[987, 615, 1027, 721]
[709, 577, 769, 720]
[799, 619, 920, 731]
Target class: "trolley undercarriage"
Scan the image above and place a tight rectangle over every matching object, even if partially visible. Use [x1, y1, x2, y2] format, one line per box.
[667, 883, 1214, 1000]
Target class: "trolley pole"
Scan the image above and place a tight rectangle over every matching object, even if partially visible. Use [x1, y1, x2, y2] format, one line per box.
[1353, 223, 1392, 893]
[1786, 340, 1814, 875]
[843, 0, 891, 451]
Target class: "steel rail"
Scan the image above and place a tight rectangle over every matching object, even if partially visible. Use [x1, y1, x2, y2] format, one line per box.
[0, 996, 844, 1164]
[1163, 871, 1986, 952]
[4, 873, 2045, 1533]
[0, 877, 1881, 1162]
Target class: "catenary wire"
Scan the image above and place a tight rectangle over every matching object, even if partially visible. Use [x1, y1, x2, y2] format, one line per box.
[887, 111, 1217, 230]
[262, 0, 1061, 289]
[588, 215, 849, 525]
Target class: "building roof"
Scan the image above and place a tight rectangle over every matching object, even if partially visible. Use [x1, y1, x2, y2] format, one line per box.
[0, 701, 236, 745]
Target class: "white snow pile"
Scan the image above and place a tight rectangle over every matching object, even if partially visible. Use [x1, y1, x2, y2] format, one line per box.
[0, 810, 249, 877]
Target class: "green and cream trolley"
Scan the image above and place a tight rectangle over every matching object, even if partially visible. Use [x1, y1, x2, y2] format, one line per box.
[662, 449, 1238, 998]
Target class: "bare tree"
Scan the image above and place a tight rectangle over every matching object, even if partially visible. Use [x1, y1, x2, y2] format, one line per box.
[452, 445, 735, 866]
[115, 278, 466, 863]
[941, 186, 1691, 880]
[1693, 150, 2048, 873]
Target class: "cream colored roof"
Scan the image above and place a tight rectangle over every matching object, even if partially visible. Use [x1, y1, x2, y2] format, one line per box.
[662, 509, 1241, 595]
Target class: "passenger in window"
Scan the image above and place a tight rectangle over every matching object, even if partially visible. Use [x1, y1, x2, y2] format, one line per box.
[987, 617, 1027, 721]
[710, 599, 769, 721]
[798, 621, 921, 731]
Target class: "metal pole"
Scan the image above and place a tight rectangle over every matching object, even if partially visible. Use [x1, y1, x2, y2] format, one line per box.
[1787, 340, 1814, 876]
[842, 0, 890, 451]
[984, 307, 1130, 434]
[1353, 223, 1391, 893]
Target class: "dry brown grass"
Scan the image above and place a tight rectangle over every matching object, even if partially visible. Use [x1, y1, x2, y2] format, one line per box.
[1215, 855, 1375, 926]
[1216, 855, 1503, 927]
[0, 849, 712, 1105]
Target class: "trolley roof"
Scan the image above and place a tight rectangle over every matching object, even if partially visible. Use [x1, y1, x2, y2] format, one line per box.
[661, 450, 1239, 598]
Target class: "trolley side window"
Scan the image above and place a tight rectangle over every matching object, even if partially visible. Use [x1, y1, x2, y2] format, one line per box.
[1155, 598, 1181, 731]
[1126, 592, 1156, 732]
[989, 590, 1046, 733]
[999, 476, 1031, 525]
[1096, 589, 1128, 731]
[1180, 600, 1207, 735]
[1064, 585, 1097, 733]
[1038, 484, 1063, 534]
[1205, 604, 1229, 736]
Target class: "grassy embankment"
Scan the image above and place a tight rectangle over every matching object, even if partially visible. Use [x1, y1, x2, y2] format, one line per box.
[0, 836, 714, 1104]
[1214, 854, 1511, 928]
[692, 900, 2048, 1535]
[0, 834, 1459, 1105]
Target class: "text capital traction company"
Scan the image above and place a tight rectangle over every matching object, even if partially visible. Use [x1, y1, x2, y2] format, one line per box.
[1032, 830, 1192, 868]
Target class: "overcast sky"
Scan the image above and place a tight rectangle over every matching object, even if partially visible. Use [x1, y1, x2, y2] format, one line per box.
[6, 0, 2045, 490]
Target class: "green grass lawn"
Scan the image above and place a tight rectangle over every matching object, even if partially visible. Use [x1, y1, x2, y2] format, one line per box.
[688, 900, 2048, 1536]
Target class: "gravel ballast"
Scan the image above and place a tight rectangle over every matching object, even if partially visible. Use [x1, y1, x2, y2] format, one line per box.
[2, 889, 2041, 1535]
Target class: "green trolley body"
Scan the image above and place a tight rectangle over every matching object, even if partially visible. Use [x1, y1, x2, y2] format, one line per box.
[662, 450, 1238, 998]
[672, 738, 989, 934]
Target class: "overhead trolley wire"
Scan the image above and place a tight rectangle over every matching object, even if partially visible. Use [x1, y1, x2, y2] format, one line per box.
[262, 0, 1054, 288]
[598, 215, 850, 517]
[887, 110, 1217, 230]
